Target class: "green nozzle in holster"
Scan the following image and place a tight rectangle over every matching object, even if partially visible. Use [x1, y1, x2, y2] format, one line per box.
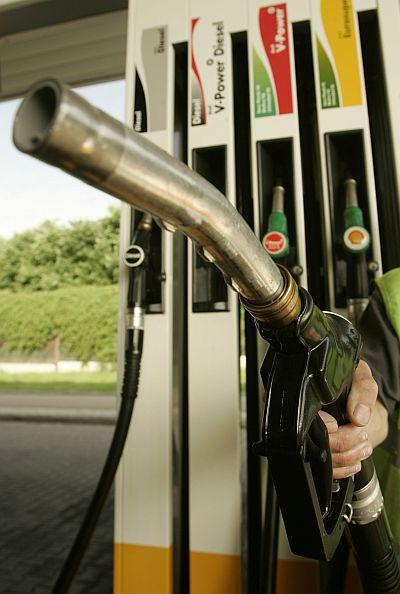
[342, 179, 370, 254]
[262, 185, 290, 260]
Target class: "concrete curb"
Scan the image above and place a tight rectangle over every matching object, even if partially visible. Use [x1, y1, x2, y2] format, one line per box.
[0, 407, 117, 425]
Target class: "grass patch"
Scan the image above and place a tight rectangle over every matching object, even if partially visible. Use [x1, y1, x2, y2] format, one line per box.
[0, 371, 117, 394]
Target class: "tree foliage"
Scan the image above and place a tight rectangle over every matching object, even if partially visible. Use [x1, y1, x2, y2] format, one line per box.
[0, 208, 120, 291]
[0, 285, 119, 363]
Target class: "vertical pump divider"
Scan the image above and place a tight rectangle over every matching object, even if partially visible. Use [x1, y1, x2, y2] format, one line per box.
[358, 8, 400, 271]
[231, 29, 262, 594]
[172, 41, 190, 594]
[293, 20, 328, 309]
[187, 3, 244, 591]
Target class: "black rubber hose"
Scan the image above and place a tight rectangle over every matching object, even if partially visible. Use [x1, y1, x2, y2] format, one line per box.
[351, 514, 400, 594]
[52, 340, 142, 594]
[349, 459, 400, 594]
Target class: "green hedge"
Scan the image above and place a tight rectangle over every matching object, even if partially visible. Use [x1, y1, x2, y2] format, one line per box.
[0, 208, 120, 291]
[0, 285, 119, 363]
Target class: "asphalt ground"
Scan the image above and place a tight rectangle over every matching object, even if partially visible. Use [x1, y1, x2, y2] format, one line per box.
[0, 418, 115, 593]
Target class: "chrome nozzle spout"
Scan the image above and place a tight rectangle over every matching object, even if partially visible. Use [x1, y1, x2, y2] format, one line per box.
[271, 185, 285, 213]
[345, 178, 358, 207]
[13, 79, 301, 323]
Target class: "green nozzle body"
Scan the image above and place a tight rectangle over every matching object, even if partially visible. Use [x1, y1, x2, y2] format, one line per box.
[262, 186, 290, 260]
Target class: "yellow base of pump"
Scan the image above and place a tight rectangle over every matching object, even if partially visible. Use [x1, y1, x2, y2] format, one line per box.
[114, 544, 361, 594]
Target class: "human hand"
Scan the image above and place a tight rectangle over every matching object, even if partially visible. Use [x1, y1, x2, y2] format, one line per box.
[319, 359, 388, 480]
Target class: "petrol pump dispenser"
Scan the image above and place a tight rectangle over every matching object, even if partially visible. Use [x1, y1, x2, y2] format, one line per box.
[188, 3, 246, 591]
[114, 2, 189, 593]
[305, 3, 400, 591]
[119, 3, 400, 592]
[248, 4, 309, 590]
[309, 0, 382, 311]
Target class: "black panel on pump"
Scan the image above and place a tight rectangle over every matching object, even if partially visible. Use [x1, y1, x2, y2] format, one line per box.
[325, 131, 374, 309]
[192, 146, 229, 313]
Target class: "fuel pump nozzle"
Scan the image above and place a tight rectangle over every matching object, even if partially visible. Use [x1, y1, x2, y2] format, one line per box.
[13, 81, 399, 587]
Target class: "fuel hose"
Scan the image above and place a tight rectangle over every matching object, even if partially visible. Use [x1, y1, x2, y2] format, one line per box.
[51, 214, 152, 594]
[351, 459, 400, 594]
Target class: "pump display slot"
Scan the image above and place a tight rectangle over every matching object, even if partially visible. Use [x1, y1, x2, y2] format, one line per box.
[257, 139, 296, 269]
[192, 145, 229, 313]
[231, 29, 262, 594]
[325, 131, 373, 309]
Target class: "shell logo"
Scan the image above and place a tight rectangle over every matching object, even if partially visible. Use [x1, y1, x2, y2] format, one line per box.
[343, 225, 370, 252]
[262, 231, 287, 256]
[349, 229, 364, 244]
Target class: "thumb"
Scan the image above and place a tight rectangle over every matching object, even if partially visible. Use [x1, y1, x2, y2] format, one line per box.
[346, 360, 378, 427]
